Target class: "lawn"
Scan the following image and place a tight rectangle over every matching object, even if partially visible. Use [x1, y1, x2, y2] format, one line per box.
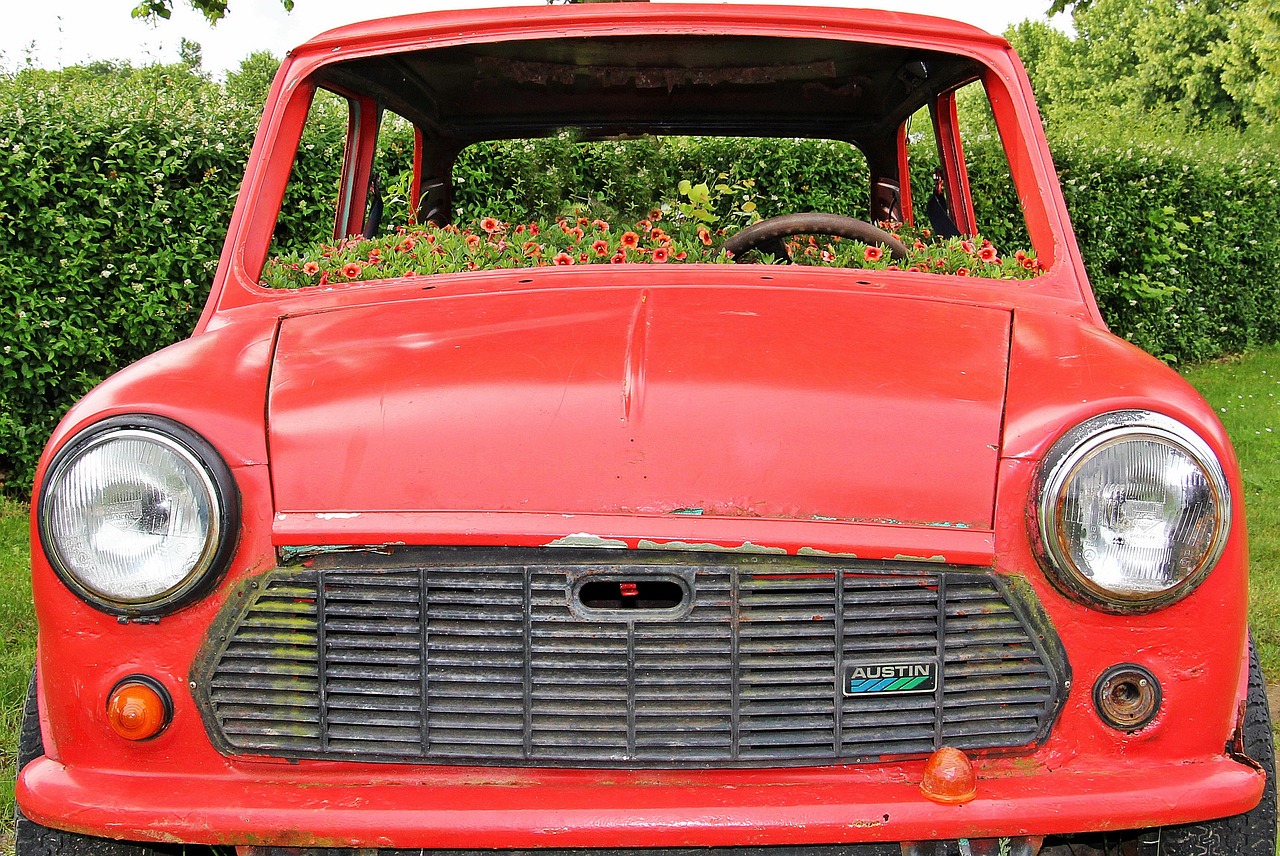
[1, 343, 1278, 852]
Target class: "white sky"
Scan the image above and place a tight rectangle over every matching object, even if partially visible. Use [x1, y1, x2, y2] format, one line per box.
[4, 0, 1065, 77]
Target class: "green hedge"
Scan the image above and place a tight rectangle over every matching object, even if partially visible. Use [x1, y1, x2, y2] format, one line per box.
[2, 66, 1278, 495]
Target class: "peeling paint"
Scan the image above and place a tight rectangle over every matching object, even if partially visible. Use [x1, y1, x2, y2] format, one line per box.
[669, 507, 705, 516]
[797, 546, 860, 558]
[892, 554, 948, 563]
[277, 544, 402, 561]
[315, 512, 361, 520]
[544, 532, 628, 549]
[637, 539, 787, 554]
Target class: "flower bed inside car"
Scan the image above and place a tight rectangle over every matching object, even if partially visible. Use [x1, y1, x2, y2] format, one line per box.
[261, 215, 1045, 288]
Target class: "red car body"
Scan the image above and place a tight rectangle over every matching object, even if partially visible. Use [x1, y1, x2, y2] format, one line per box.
[16, 5, 1273, 856]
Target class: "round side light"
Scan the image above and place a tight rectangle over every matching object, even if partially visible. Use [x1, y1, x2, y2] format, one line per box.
[106, 677, 172, 741]
[1093, 664, 1161, 732]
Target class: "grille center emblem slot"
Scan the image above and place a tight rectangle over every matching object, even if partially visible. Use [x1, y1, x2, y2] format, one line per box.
[569, 570, 694, 620]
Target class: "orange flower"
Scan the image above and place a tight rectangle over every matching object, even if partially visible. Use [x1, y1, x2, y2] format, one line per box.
[591, 219, 610, 232]
[522, 241, 542, 256]
[302, 262, 320, 276]
[552, 252, 575, 265]
[341, 262, 362, 279]
[480, 217, 501, 234]
[956, 267, 970, 276]
[396, 237, 416, 253]
[978, 246, 998, 263]
[863, 246, 884, 262]
[591, 240, 609, 256]
[652, 247, 669, 263]
[465, 234, 482, 249]
[610, 252, 627, 264]
[636, 219, 652, 233]
[697, 227, 713, 246]
[620, 231, 640, 248]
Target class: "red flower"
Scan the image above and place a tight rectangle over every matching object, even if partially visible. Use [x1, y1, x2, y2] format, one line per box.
[636, 219, 652, 233]
[955, 267, 970, 276]
[522, 241, 542, 257]
[317, 271, 329, 285]
[674, 251, 687, 260]
[579, 253, 590, 263]
[465, 234, 482, 249]
[302, 262, 320, 276]
[341, 262, 362, 279]
[652, 247, 669, 263]
[620, 231, 640, 248]
[960, 240, 976, 254]
[591, 240, 609, 256]
[648, 208, 663, 221]
[553, 252, 575, 265]
[821, 250, 835, 263]
[1021, 257, 1036, 270]
[863, 246, 884, 262]
[978, 246, 998, 263]
[514, 224, 526, 235]
[591, 219, 610, 232]
[397, 237, 416, 253]
[480, 217, 501, 234]
[913, 240, 926, 251]
[610, 252, 627, 264]
[529, 223, 540, 237]
[697, 228, 713, 246]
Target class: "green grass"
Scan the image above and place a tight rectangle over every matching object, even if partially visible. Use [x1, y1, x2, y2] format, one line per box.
[0, 497, 34, 855]
[1183, 344, 1280, 687]
[0, 347, 1276, 852]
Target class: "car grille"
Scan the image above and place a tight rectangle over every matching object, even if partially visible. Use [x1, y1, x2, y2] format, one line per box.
[194, 548, 1067, 766]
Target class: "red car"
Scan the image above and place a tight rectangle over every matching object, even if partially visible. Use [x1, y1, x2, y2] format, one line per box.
[15, 4, 1275, 856]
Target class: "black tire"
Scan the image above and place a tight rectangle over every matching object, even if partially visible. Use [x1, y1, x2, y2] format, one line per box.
[1150, 637, 1277, 855]
[13, 671, 198, 856]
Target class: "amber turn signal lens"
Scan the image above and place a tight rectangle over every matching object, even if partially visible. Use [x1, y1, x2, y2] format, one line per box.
[920, 746, 978, 804]
[106, 679, 171, 741]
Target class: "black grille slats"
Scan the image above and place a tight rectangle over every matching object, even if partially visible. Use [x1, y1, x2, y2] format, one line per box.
[198, 549, 1066, 766]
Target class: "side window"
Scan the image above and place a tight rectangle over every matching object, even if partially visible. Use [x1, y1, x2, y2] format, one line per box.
[271, 89, 349, 257]
[903, 80, 1033, 255]
[270, 91, 417, 258]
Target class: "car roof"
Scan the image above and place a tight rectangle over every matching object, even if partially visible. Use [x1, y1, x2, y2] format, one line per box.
[286, 4, 1011, 145]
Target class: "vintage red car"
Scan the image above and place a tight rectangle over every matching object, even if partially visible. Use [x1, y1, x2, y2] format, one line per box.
[14, 4, 1276, 856]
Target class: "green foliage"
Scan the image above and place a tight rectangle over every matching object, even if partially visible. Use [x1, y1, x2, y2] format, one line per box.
[0, 62, 260, 495]
[131, 0, 294, 25]
[1010, 0, 1279, 131]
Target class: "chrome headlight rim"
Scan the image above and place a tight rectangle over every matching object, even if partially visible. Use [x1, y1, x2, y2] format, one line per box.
[1034, 410, 1231, 614]
[37, 414, 240, 616]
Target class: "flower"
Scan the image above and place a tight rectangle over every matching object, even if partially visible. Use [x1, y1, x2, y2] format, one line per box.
[522, 240, 542, 257]
[591, 219, 610, 232]
[955, 267, 970, 276]
[341, 262, 362, 279]
[465, 234, 482, 249]
[652, 247, 669, 263]
[620, 231, 640, 248]
[610, 252, 627, 264]
[591, 240, 609, 256]
[821, 250, 835, 263]
[648, 208, 663, 221]
[302, 262, 320, 276]
[863, 246, 884, 262]
[636, 219, 652, 233]
[960, 240, 976, 254]
[978, 246, 998, 263]
[552, 252, 575, 265]
[697, 227, 713, 246]
[480, 217, 501, 234]
[397, 237, 416, 253]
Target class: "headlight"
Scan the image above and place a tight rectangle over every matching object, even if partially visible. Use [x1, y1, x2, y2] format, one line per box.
[38, 415, 239, 615]
[1034, 411, 1230, 612]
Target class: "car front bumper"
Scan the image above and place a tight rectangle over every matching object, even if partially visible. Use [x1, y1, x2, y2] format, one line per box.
[17, 751, 1264, 849]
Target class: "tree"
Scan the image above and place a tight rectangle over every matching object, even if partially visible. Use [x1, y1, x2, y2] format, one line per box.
[1011, 0, 1279, 129]
[132, 0, 294, 25]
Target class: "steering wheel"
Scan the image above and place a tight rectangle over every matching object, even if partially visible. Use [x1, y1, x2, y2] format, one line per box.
[721, 213, 910, 262]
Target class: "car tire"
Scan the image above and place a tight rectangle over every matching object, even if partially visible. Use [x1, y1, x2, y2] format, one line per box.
[1147, 636, 1277, 855]
[13, 671, 190, 856]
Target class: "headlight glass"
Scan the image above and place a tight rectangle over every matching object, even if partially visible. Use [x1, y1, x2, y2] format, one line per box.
[1037, 412, 1230, 611]
[39, 418, 236, 613]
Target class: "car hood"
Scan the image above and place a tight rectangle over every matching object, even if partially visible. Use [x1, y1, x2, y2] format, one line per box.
[267, 285, 1010, 528]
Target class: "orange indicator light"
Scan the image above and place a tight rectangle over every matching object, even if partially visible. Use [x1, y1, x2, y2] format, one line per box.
[919, 746, 978, 804]
[106, 678, 171, 741]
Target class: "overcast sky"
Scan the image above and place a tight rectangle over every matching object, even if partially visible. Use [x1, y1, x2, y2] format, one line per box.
[4, 0, 1065, 77]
